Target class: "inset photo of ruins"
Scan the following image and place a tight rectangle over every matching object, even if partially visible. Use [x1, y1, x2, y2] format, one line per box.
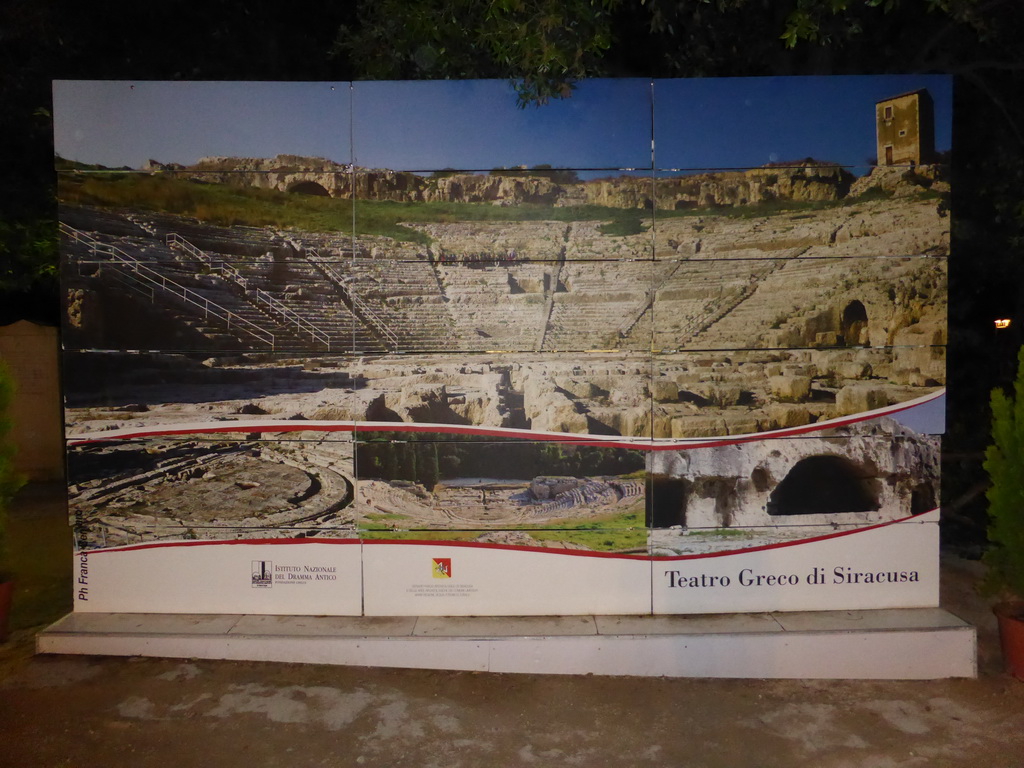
[354, 439, 648, 554]
[68, 432, 357, 551]
[647, 418, 940, 556]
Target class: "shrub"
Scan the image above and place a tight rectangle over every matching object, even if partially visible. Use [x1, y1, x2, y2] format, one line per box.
[984, 346, 1024, 598]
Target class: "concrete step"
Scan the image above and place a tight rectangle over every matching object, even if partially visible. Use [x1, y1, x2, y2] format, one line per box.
[37, 607, 976, 680]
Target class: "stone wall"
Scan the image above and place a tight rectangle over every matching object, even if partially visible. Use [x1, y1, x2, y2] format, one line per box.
[156, 155, 896, 210]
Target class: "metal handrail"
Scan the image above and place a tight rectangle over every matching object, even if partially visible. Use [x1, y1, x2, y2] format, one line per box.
[305, 246, 399, 349]
[166, 232, 332, 349]
[61, 223, 276, 348]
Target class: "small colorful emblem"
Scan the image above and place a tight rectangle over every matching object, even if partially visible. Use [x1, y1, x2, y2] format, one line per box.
[432, 557, 452, 579]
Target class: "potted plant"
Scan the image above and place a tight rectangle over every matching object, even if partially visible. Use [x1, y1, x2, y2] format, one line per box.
[0, 358, 25, 642]
[984, 345, 1024, 678]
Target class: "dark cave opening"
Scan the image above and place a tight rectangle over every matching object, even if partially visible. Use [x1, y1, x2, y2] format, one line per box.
[767, 455, 879, 516]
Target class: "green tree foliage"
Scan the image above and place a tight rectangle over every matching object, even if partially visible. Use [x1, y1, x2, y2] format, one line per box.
[334, 0, 619, 104]
[339, 1, 1019, 98]
[0, 219, 58, 296]
[776, 0, 989, 50]
[984, 346, 1024, 597]
[419, 443, 440, 491]
[357, 435, 644, 485]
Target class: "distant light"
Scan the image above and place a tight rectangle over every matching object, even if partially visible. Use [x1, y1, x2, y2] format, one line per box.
[995, 318, 1012, 330]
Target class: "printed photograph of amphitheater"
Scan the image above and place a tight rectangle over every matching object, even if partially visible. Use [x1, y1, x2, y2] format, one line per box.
[66, 433, 650, 553]
[61, 347, 942, 442]
[354, 439, 648, 553]
[59, 163, 947, 438]
[65, 416, 938, 556]
[67, 432, 359, 551]
[647, 418, 940, 556]
[55, 75, 950, 558]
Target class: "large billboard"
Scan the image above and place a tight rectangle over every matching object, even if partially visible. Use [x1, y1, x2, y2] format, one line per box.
[54, 76, 950, 615]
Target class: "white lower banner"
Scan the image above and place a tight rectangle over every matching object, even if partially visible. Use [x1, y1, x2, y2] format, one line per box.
[361, 542, 653, 617]
[653, 511, 939, 614]
[73, 540, 364, 615]
[71, 511, 938, 616]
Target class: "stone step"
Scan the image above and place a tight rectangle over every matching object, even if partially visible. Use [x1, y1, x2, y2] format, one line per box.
[37, 608, 976, 680]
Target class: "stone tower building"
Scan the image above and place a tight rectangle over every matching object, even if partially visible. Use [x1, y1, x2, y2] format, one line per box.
[876, 89, 936, 166]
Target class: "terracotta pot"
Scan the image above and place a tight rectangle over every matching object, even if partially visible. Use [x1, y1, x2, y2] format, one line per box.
[994, 601, 1024, 680]
[0, 579, 13, 643]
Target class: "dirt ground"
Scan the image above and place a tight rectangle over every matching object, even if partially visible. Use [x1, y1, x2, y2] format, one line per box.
[2, 484, 1023, 768]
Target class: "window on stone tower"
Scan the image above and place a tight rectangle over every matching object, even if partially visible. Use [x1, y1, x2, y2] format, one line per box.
[884, 105, 893, 120]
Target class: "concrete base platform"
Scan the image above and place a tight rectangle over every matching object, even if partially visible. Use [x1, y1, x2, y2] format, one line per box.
[36, 608, 977, 679]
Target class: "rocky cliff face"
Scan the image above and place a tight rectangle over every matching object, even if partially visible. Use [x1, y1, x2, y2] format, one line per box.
[157, 155, 919, 210]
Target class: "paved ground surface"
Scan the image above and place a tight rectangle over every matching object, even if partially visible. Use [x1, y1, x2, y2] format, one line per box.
[2, 483, 1023, 768]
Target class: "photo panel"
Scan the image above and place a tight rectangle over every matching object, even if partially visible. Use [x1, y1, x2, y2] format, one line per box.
[651, 255, 947, 354]
[352, 439, 648, 554]
[651, 346, 945, 441]
[53, 77, 951, 619]
[68, 432, 357, 552]
[647, 427, 942, 614]
[352, 167, 656, 264]
[347, 350, 655, 441]
[53, 80, 352, 173]
[652, 166, 949, 263]
[62, 350, 370, 437]
[646, 430, 939, 534]
[652, 75, 952, 172]
[60, 169, 358, 355]
[351, 79, 652, 173]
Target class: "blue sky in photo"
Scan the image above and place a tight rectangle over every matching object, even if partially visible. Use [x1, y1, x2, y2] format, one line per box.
[53, 76, 952, 173]
[890, 392, 946, 435]
[53, 81, 351, 169]
[654, 75, 952, 171]
[351, 79, 652, 171]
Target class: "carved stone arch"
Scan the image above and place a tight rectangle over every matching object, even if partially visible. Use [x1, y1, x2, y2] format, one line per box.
[766, 455, 879, 516]
[841, 300, 869, 346]
[646, 475, 689, 528]
[287, 180, 331, 197]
